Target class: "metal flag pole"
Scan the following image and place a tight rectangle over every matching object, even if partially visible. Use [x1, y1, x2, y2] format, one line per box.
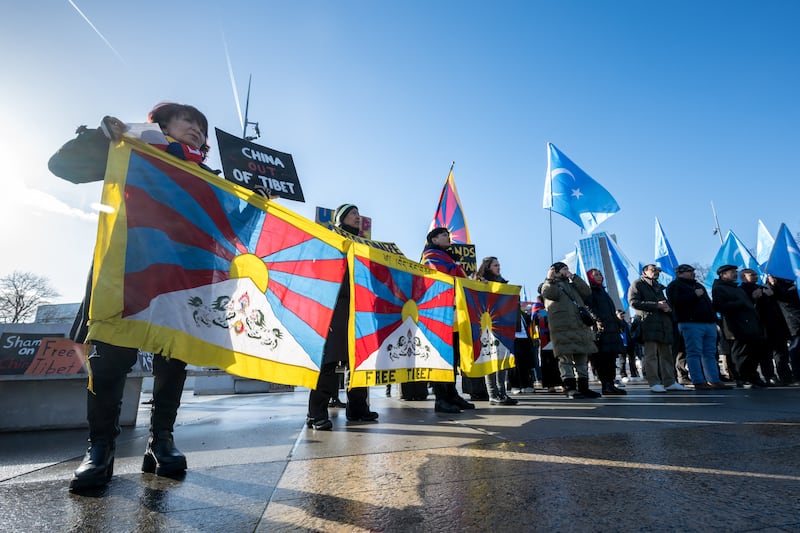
[711, 201, 723, 244]
[242, 74, 260, 141]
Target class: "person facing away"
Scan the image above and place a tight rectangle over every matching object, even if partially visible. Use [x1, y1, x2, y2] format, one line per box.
[628, 264, 688, 393]
[665, 264, 729, 390]
[48, 102, 212, 491]
[421, 227, 476, 413]
[584, 268, 627, 395]
[474, 256, 518, 405]
[540, 262, 601, 399]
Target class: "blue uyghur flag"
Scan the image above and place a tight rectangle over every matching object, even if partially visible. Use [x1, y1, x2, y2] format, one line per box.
[765, 224, 800, 293]
[704, 231, 761, 291]
[654, 218, 679, 283]
[756, 219, 774, 269]
[543, 143, 620, 233]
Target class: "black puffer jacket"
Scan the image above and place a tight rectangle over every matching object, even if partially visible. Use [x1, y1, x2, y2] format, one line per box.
[666, 278, 716, 323]
[712, 279, 764, 341]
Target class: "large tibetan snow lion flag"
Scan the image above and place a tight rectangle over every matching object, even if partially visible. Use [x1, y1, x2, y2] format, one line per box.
[348, 242, 456, 387]
[456, 278, 520, 378]
[87, 136, 347, 388]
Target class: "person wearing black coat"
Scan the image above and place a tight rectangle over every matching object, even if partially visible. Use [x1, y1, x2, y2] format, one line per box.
[766, 275, 800, 385]
[666, 264, 728, 389]
[711, 265, 769, 388]
[306, 204, 378, 430]
[49, 103, 213, 491]
[740, 269, 790, 385]
[585, 269, 626, 395]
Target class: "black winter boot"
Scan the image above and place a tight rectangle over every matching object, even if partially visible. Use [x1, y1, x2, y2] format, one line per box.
[602, 381, 627, 395]
[69, 374, 127, 491]
[142, 356, 187, 476]
[563, 378, 584, 399]
[578, 377, 602, 398]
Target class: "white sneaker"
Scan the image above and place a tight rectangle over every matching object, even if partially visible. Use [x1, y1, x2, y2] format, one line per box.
[511, 388, 522, 395]
[650, 384, 667, 393]
[614, 379, 626, 388]
[523, 387, 535, 393]
[666, 382, 689, 391]
[621, 376, 631, 383]
[632, 376, 645, 383]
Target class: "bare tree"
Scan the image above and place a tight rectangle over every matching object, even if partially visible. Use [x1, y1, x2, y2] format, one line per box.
[0, 271, 60, 323]
[691, 262, 711, 284]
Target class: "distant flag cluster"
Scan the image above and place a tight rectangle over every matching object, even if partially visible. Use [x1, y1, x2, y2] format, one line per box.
[543, 143, 620, 233]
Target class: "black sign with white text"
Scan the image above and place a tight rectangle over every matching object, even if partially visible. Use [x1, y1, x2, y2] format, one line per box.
[215, 128, 305, 202]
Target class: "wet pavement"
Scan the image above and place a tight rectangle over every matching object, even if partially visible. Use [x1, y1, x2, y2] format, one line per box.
[2, 382, 799, 532]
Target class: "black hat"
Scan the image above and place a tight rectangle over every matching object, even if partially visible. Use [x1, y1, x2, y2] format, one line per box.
[717, 264, 738, 276]
[676, 264, 695, 273]
[426, 227, 449, 244]
[642, 263, 661, 273]
[551, 261, 568, 272]
[334, 204, 358, 227]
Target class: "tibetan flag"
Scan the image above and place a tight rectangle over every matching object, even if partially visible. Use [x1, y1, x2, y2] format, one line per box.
[704, 231, 761, 292]
[765, 223, 800, 295]
[429, 166, 471, 244]
[87, 136, 347, 388]
[349, 242, 456, 387]
[654, 217, 679, 283]
[543, 143, 620, 233]
[456, 277, 520, 378]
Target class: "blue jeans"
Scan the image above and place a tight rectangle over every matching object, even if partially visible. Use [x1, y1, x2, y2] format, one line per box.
[678, 322, 720, 384]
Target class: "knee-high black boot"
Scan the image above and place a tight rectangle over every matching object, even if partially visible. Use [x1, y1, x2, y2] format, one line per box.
[70, 374, 127, 490]
[142, 356, 187, 476]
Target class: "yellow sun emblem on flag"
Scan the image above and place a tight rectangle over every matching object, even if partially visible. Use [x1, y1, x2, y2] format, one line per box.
[480, 311, 493, 331]
[230, 253, 269, 293]
[401, 299, 419, 323]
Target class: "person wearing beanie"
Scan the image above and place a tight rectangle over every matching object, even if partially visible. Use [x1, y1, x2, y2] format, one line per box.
[711, 265, 769, 388]
[421, 227, 475, 413]
[306, 204, 379, 430]
[585, 269, 627, 395]
[540, 263, 601, 399]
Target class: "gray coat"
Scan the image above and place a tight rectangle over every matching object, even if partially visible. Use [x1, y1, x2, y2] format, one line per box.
[541, 275, 598, 357]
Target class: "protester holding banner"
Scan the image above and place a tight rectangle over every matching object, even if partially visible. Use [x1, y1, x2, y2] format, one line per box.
[540, 262, 601, 399]
[48, 103, 212, 490]
[306, 204, 378, 429]
[475, 256, 519, 405]
[421, 227, 476, 413]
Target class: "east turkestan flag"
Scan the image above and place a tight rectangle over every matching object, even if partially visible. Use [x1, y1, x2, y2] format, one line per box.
[543, 143, 620, 233]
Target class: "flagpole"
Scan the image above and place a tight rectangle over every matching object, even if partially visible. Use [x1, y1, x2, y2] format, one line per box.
[711, 201, 723, 244]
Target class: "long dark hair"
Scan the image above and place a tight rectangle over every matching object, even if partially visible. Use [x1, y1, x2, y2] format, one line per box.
[476, 256, 507, 283]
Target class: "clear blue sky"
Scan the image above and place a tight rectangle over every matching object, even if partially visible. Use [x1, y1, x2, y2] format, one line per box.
[1, 1, 799, 304]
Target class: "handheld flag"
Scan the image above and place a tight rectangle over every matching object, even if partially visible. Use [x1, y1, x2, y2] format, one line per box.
[654, 217, 679, 282]
[765, 223, 800, 294]
[607, 234, 636, 311]
[756, 219, 774, 269]
[429, 164, 471, 244]
[543, 143, 620, 233]
[704, 231, 761, 291]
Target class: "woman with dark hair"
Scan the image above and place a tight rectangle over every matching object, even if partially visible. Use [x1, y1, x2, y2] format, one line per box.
[475, 256, 518, 405]
[49, 103, 213, 491]
[585, 269, 627, 395]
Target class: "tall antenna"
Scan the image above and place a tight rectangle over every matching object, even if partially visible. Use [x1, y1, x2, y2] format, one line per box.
[711, 201, 723, 243]
[242, 74, 260, 141]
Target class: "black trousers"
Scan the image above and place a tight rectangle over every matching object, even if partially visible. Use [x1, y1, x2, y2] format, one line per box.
[730, 339, 766, 383]
[589, 350, 617, 383]
[307, 362, 369, 420]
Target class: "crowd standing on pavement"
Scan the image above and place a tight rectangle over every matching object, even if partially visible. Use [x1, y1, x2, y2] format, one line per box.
[49, 105, 800, 496]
